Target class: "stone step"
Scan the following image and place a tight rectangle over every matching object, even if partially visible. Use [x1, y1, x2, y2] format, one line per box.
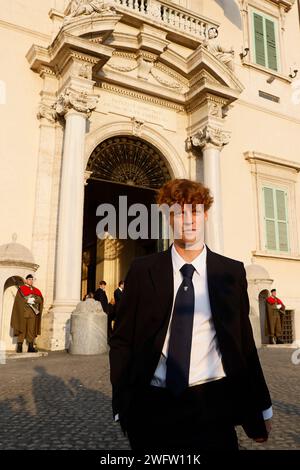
[5, 351, 48, 360]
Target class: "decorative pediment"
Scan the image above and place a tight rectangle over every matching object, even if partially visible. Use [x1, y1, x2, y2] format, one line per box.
[185, 46, 244, 105]
[28, 3, 244, 111]
[103, 50, 189, 94]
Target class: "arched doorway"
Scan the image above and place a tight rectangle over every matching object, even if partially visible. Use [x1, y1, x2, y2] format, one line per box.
[82, 136, 172, 301]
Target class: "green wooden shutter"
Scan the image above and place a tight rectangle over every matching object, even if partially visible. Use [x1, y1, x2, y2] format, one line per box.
[254, 13, 266, 67]
[276, 190, 288, 251]
[266, 19, 278, 71]
[263, 187, 289, 252]
[253, 11, 279, 72]
[263, 187, 276, 250]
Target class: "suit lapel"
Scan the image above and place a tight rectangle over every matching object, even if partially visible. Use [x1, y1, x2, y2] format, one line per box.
[149, 245, 225, 324]
[206, 246, 225, 327]
[148, 246, 174, 322]
[148, 245, 234, 351]
[206, 246, 238, 333]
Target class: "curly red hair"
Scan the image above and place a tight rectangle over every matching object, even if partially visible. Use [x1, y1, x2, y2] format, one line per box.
[156, 179, 213, 211]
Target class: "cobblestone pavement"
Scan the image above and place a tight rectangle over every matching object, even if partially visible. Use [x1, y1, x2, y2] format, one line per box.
[0, 347, 299, 450]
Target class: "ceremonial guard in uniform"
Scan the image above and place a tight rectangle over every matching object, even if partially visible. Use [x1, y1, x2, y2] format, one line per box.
[11, 274, 43, 353]
[266, 289, 285, 344]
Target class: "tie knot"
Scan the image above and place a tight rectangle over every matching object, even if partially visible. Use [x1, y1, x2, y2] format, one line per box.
[180, 264, 195, 279]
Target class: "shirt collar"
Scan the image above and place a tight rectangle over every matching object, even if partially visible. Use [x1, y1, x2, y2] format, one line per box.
[171, 243, 207, 276]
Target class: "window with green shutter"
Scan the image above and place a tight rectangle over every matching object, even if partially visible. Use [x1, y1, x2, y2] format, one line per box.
[263, 187, 289, 252]
[252, 11, 279, 72]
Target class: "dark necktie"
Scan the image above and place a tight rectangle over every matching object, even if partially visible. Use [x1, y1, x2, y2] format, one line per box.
[166, 263, 195, 396]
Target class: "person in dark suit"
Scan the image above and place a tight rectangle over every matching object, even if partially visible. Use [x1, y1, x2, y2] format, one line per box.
[94, 280, 108, 313]
[109, 179, 272, 451]
[107, 281, 124, 339]
[114, 281, 124, 310]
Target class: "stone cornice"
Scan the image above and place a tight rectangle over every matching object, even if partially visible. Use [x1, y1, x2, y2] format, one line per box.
[0, 260, 39, 270]
[268, 0, 295, 12]
[242, 0, 295, 12]
[137, 30, 170, 55]
[60, 13, 122, 39]
[244, 151, 300, 172]
[99, 82, 185, 112]
[98, 67, 186, 104]
[108, 31, 140, 50]
[39, 66, 57, 78]
[26, 31, 114, 74]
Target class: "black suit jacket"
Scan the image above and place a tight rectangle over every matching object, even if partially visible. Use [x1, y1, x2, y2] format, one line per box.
[94, 288, 108, 314]
[114, 288, 123, 304]
[109, 246, 272, 438]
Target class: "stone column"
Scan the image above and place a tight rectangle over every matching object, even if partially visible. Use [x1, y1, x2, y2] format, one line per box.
[189, 125, 230, 254]
[50, 88, 98, 350]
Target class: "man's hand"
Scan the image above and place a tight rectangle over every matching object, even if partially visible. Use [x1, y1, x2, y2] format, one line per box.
[254, 418, 272, 443]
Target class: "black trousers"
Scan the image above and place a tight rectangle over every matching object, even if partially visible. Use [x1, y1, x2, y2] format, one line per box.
[126, 377, 238, 452]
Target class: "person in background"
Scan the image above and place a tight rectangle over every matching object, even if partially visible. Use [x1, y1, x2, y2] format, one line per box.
[109, 281, 124, 340]
[11, 274, 43, 353]
[266, 289, 285, 344]
[114, 280, 124, 313]
[94, 280, 108, 313]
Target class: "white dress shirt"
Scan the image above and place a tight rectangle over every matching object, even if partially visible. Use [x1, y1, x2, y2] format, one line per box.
[151, 244, 225, 387]
[151, 243, 272, 421]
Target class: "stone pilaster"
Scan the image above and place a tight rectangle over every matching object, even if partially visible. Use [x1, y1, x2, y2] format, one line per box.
[32, 67, 58, 311]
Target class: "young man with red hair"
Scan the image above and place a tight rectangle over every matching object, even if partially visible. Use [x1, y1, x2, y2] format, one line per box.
[110, 179, 272, 451]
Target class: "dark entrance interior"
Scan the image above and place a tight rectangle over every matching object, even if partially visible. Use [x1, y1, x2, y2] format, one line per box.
[81, 136, 171, 300]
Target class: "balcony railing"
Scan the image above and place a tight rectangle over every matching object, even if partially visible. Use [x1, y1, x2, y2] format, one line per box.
[113, 0, 219, 40]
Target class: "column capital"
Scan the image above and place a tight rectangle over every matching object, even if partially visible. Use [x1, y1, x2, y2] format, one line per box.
[188, 125, 231, 152]
[53, 87, 98, 118]
[238, 0, 249, 13]
[37, 103, 58, 123]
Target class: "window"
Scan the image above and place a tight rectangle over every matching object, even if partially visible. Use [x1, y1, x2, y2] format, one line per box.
[245, 151, 300, 259]
[262, 186, 289, 252]
[252, 10, 280, 72]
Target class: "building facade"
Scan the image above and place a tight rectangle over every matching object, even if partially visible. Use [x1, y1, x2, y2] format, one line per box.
[0, 0, 300, 351]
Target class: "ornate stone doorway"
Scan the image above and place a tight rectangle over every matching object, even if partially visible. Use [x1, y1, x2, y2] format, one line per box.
[82, 136, 172, 300]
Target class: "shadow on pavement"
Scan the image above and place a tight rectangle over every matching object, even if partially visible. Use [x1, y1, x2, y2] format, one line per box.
[0, 365, 128, 450]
